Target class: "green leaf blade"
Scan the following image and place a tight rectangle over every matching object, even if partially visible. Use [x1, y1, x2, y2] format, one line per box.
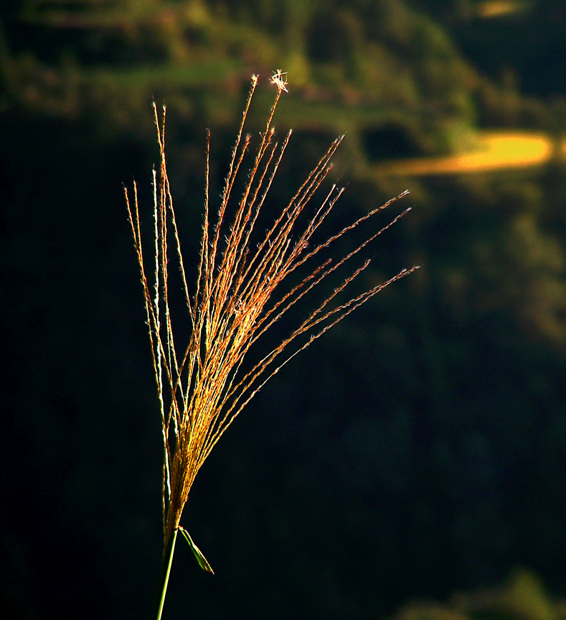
[178, 526, 215, 574]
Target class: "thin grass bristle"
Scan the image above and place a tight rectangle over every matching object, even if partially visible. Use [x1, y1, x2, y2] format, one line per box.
[124, 72, 418, 573]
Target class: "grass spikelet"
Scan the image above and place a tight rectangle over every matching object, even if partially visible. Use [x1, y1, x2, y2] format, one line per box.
[124, 71, 418, 618]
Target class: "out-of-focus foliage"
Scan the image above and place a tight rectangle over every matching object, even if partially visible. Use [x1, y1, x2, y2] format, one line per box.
[393, 569, 565, 620]
[1, 0, 478, 152]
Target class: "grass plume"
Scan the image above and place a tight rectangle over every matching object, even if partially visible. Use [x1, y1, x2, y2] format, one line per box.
[124, 72, 418, 617]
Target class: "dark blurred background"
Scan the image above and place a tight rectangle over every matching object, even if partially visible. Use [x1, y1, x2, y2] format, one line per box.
[3, 1, 566, 618]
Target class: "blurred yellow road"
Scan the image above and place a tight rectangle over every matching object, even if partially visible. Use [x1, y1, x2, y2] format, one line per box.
[376, 132, 556, 176]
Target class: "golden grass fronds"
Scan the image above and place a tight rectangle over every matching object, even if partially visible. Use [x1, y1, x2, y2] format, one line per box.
[125, 72, 418, 567]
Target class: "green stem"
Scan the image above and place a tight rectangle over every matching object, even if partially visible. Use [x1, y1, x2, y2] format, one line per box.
[153, 528, 178, 620]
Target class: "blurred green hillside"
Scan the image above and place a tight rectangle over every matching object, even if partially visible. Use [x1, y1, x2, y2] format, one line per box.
[0, 0, 521, 148]
[3, 1, 566, 619]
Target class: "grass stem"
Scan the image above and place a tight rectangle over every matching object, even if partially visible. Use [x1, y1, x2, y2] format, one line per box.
[153, 528, 178, 620]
